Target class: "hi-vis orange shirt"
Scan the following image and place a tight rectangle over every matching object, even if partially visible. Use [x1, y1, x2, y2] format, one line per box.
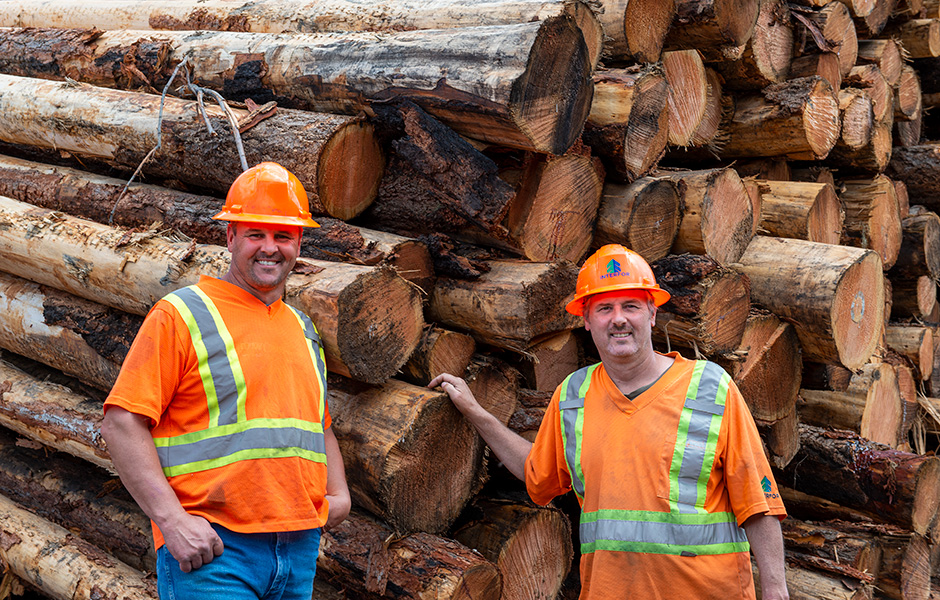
[105, 276, 331, 548]
[525, 353, 785, 600]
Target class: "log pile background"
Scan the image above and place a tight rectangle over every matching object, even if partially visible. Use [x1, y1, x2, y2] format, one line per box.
[1, 0, 940, 598]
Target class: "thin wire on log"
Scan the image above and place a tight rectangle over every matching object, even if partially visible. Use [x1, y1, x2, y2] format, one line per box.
[109, 58, 190, 225]
[182, 67, 249, 172]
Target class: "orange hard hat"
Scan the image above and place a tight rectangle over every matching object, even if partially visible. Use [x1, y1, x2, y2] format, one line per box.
[565, 244, 671, 316]
[213, 162, 320, 228]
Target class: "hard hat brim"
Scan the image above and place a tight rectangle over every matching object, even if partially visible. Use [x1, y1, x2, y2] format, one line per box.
[212, 209, 320, 228]
[565, 285, 671, 316]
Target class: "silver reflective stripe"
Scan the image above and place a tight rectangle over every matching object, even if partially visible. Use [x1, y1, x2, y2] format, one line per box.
[581, 515, 748, 549]
[674, 361, 728, 513]
[287, 305, 328, 422]
[560, 365, 594, 499]
[155, 425, 326, 469]
[170, 286, 240, 426]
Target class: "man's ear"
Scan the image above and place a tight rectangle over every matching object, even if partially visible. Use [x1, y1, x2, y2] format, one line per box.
[226, 222, 237, 252]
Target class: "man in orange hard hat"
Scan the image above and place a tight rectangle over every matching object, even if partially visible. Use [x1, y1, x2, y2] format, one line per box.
[102, 163, 350, 600]
[431, 244, 789, 600]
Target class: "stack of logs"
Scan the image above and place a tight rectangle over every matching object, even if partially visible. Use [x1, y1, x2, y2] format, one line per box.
[1, 0, 940, 598]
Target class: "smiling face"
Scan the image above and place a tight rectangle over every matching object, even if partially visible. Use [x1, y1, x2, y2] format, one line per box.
[224, 221, 301, 304]
[583, 289, 657, 364]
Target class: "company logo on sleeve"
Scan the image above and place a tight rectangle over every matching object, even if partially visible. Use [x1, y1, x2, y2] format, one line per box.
[761, 476, 779, 499]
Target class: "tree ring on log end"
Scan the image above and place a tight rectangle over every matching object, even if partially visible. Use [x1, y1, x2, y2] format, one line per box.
[803, 79, 840, 159]
[832, 250, 883, 369]
[317, 120, 384, 220]
[621, 0, 676, 62]
[698, 273, 750, 352]
[912, 458, 940, 536]
[806, 183, 843, 245]
[701, 168, 753, 264]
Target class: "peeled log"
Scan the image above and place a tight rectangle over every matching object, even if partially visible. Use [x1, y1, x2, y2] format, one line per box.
[453, 500, 572, 600]
[593, 177, 681, 263]
[721, 76, 840, 160]
[779, 424, 940, 535]
[427, 260, 580, 351]
[662, 167, 755, 265]
[663, 50, 708, 147]
[0, 74, 383, 220]
[0, 23, 593, 156]
[835, 88, 875, 151]
[318, 511, 501, 600]
[839, 175, 902, 270]
[716, 309, 801, 422]
[584, 66, 669, 182]
[650, 254, 751, 355]
[798, 363, 903, 447]
[886, 325, 934, 381]
[0, 492, 157, 600]
[0, 195, 424, 384]
[734, 236, 884, 370]
[754, 179, 843, 244]
[665, 0, 759, 49]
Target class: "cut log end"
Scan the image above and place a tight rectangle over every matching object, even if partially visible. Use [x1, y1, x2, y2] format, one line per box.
[619, 0, 676, 62]
[697, 273, 751, 352]
[802, 79, 841, 159]
[702, 168, 754, 264]
[319, 120, 384, 220]
[913, 459, 940, 535]
[806, 184, 844, 246]
[663, 50, 707, 147]
[831, 251, 885, 370]
[595, 178, 681, 263]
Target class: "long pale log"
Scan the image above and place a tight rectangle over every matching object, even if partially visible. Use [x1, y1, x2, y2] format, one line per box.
[891, 210, 940, 281]
[0, 492, 157, 600]
[593, 177, 681, 262]
[663, 50, 708, 147]
[664, 0, 760, 49]
[597, 0, 677, 62]
[780, 424, 940, 535]
[650, 254, 751, 355]
[839, 175, 903, 269]
[721, 76, 840, 160]
[884, 19, 940, 58]
[0, 195, 424, 384]
[0, 24, 593, 156]
[734, 236, 884, 370]
[708, 0, 794, 91]
[662, 167, 754, 265]
[453, 500, 571, 600]
[399, 326, 476, 387]
[427, 260, 580, 351]
[793, 2, 859, 77]
[890, 275, 938, 320]
[754, 179, 843, 244]
[896, 65, 924, 122]
[583, 66, 669, 182]
[0, 427, 154, 572]
[318, 511, 501, 600]
[716, 309, 801, 422]
[798, 363, 902, 447]
[857, 38, 903, 85]
[0, 74, 383, 220]
[886, 325, 935, 380]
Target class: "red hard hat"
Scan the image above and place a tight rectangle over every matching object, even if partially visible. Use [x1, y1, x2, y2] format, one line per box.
[213, 162, 320, 228]
[565, 244, 671, 316]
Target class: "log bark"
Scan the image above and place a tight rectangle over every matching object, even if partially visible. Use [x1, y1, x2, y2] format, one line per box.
[779, 424, 940, 535]
[754, 179, 843, 244]
[789, 52, 842, 95]
[650, 254, 751, 355]
[792, 2, 859, 77]
[661, 167, 755, 264]
[663, 50, 709, 147]
[318, 511, 501, 600]
[886, 325, 935, 380]
[593, 176, 681, 263]
[734, 236, 885, 370]
[734, 158, 792, 181]
[720, 76, 841, 160]
[887, 144, 940, 207]
[708, 0, 794, 91]
[891, 275, 938, 320]
[453, 500, 572, 600]
[427, 260, 581, 352]
[399, 326, 476, 387]
[781, 519, 883, 581]
[583, 66, 669, 182]
[875, 531, 933, 600]
[664, 0, 760, 49]
[895, 65, 924, 122]
[884, 19, 940, 58]
[0, 195, 425, 384]
[508, 392, 549, 443]
[0, 22, 594, 156]
[0, 492, 157, 600]
[856, 38, 903, 85]
[755, 560, 873, 599]
[0, 74, 383, 220]
[802, 361, 854, 391]
[516, 331, 580, 393]
[893, 364, 920, 445]
[839, 175, 903, 269]
[716, 309, 802, 422]
[798, 363, 903, 447]
[890, 212, 940, 281]
[896, 181, 910, 220]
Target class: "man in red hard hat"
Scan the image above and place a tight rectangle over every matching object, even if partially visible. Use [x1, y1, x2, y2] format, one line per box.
[431, 244, 789, 600]
[102, 163, 349, 600]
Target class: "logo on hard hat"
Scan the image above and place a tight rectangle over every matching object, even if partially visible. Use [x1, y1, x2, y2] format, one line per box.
[600, 259, 629, 280]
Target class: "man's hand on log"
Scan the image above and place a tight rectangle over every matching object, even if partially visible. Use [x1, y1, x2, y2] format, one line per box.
[162, 512, 224, 573]
[428, 373, 481, 417]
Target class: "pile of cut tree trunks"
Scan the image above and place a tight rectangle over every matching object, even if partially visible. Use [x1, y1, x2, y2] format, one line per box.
[1, 0, 940, 598]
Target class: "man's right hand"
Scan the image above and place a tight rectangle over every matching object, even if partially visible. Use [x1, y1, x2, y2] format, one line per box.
[161, 512, 224, 572]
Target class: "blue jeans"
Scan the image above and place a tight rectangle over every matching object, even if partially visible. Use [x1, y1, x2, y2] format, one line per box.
[157, 524, 321, 600]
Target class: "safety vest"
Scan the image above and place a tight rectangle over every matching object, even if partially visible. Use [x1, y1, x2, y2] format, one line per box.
[153, 285, 328, 478]
[558, 360, 750, 557]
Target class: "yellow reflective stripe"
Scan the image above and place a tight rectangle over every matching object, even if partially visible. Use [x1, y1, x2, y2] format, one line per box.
[164, 292, 221, 426]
